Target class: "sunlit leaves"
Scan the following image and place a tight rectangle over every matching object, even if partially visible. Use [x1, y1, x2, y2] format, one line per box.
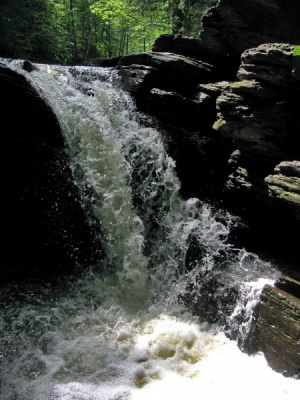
[90, 0, 134, 27]
[293, 45, 300, 56]
[90, 0, 172, 54]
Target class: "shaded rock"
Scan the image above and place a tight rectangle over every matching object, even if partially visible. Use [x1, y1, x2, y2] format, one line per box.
[215, 81, 293, 169]
[117, 51, 216, 96]
[0, 65, 101, 282]
[184, 234, 204, 274]
[22, 60, 37, 73]
[153, 2, 300, 80]
[238, 43, 296, 86]
[293, 54, 300, 80]
[117, 65, 157, 94]
[214, 44, 300, 199]
[187, 275, 238, 325]
[116, 52, 219, 133]
[203, 42, 300, 273]
[196, 81, 231, 98]
[143, 88, 215, 128]
[152, 33, 209, 61]
[199, 0, 300, 77]
[86, 56, 120, 67]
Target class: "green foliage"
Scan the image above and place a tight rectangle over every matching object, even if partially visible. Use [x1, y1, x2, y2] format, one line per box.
[293, 45, 300, 56]
[90, 0, 133, 26]
[0, 0, 216, 64]
[0, 0, 56, 61]
[91, 0, 172, 55]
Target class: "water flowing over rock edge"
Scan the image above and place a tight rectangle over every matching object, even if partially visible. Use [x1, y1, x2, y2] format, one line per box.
[1, 0, 300, 383]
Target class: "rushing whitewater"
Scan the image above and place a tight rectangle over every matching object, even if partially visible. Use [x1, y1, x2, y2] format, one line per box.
[0, 60, 299, 400]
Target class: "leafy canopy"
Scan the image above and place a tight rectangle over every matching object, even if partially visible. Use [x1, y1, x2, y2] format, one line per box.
[0, 0, 217, 64]
[90, 0, 134, 27]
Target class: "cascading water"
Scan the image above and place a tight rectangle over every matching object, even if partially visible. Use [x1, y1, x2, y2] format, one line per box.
[0, 59, 299, 400]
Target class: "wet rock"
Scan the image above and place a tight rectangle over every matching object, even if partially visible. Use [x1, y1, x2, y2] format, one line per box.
[183, 272, 239, 325]
[247, 277, 300, 378]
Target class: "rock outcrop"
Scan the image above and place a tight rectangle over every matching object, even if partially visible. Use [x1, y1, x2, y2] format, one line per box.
[213, 44, 300, 210]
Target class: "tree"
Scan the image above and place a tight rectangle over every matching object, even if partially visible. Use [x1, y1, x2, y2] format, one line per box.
[0, 0, 57, 62]
[0, 0, 216, 64]
[90, 0, 172, 57]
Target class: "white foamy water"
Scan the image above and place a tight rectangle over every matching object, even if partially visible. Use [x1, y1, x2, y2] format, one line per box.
[1, 283, 299, 400]
[0, 59, 299, 399]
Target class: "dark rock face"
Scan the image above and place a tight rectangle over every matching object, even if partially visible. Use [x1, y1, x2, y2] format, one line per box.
[0, 64, 100, 282]
[211, 43, 300, 269]
[117, 52, 217, 96]
[153, 34, 208, 61]
[199, 0, 300, 77]
[215, 43, 298, 181]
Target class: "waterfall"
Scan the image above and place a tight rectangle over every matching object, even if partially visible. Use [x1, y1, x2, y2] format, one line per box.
[0, 59, 298, 400]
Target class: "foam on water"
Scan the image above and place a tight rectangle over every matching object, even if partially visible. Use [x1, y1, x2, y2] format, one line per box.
[1, 276, 299, 400]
